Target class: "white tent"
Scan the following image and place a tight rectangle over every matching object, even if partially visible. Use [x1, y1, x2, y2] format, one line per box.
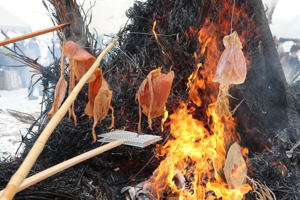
[0, 6, 31, 34]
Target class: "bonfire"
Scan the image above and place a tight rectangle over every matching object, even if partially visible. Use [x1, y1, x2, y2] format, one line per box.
[0, 0, 299, 200]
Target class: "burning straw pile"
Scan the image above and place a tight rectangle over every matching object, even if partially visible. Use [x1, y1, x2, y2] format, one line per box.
[1, 0, 300, 199]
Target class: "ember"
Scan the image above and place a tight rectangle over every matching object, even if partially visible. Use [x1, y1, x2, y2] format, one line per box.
[272, 161, 288, 177]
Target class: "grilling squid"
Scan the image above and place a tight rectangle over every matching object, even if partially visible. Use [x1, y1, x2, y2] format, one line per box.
[48, 52, 67, 118]
[62, 41, 97, 126]
[49, 41, 114, 142]
[213, 31, 247, 116]
[136, 68, 174, 134]
[85, 69, 114, 142]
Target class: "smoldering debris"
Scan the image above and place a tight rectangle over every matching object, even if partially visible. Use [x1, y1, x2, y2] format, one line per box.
[247, 132, 300, 200]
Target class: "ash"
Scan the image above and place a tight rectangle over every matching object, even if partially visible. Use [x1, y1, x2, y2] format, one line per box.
[247, 130, 300, 200]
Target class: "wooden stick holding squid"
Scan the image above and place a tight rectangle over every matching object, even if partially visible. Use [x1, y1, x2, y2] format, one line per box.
[0, 37, 119, 200]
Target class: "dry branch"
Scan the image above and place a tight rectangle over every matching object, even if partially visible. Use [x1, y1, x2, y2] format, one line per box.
[6, 109, 36, 124]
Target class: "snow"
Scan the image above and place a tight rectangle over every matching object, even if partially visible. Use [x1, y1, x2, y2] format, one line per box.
[0, 88, 42, 158]
[271, 0, 300, 38]
[84, 0, 135, 34]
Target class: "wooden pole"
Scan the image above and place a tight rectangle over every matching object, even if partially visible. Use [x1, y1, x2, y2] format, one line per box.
[0, 23, 69, 46]
[0, 140, 124, 197]
[0, 37, 119, 200]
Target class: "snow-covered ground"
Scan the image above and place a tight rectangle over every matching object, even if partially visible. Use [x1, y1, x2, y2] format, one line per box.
[0, 88, 42, 158]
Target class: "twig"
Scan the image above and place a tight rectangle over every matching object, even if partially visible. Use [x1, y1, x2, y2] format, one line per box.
[292, 71, 300, 83]
[6, 109, 36, 124]
[0, 65, 26, 68]
[230, 0, 236, 33]
[247, 177, 276, 200]
[128, 32, 177, 37]
[0, 52, 43, 73]
[0, 31, 25, 55]
[129, 154, 156, 181]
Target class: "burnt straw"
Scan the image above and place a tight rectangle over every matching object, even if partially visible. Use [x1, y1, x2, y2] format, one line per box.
[0, 0, 299, 199]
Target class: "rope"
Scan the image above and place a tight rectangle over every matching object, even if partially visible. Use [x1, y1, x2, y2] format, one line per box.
[230, 0, 236, 34]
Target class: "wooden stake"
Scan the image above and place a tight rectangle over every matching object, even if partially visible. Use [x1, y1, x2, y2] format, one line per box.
[0, 23, 69, 46]
[0, 140, 124, 197]
[0, 37, 119, 200]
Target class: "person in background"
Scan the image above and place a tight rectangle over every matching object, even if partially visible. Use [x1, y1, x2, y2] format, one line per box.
[15, 41, 28, 88]
[288, 45, 300, 83]
[288, 45, 300, 70]
[24, 38, 41, 100]
[282, 44, 300, 84]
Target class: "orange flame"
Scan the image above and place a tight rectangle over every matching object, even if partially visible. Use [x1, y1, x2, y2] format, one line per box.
[149, 1, 255, 199]
[149, 103, 250, 199]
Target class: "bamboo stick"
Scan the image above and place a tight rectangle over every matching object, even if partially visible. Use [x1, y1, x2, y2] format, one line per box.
[0, 37, 119, 200]
[0, 140, 124, 197]
[0, 23, 69, 46]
